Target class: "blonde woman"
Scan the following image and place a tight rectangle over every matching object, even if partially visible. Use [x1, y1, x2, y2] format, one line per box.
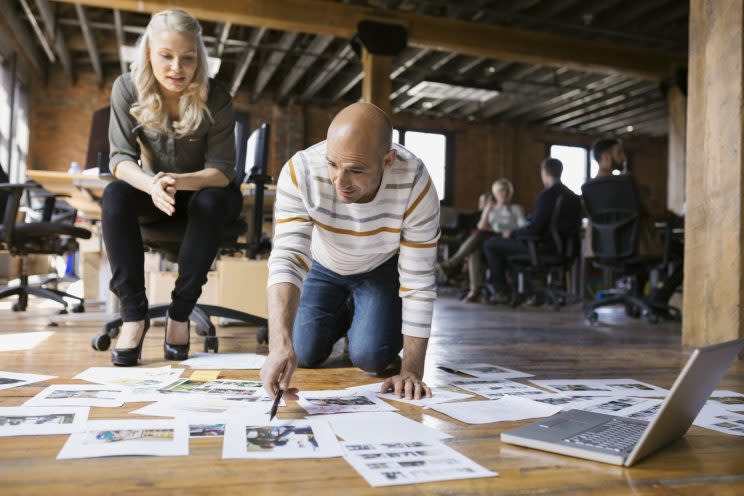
[439, 179, 527, 302]
[102, 9, 242, 366]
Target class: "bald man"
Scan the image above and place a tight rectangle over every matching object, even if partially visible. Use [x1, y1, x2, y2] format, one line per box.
[260, 103, 440, 400]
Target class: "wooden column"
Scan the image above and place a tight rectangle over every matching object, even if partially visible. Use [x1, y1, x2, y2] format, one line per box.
[683, 0, 744, 348]
[666, 84, 686, 215]
[361, 48, 392, 117]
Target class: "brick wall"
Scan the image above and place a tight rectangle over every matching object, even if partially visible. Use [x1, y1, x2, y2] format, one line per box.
[28, 68, 668, 213]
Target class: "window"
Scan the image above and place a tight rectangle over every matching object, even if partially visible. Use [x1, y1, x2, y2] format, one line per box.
[0, 55, 29, 182]
[394, 129, 448, 201]
[549, 144, 599, 195]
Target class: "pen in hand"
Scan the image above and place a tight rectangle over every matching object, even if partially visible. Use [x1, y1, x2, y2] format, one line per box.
[269, 389, 284, 421]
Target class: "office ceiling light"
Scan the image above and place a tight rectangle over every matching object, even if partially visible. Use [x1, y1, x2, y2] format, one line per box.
[407, 81, 499, 103]
[120, 46, 222, 77]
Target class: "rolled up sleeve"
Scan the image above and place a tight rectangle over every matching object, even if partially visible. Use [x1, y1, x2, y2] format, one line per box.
[204, 86, 236, 181]
[108, 75, 140, 174]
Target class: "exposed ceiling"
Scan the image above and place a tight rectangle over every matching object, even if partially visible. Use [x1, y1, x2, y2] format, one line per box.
[7, 0, 688, 138]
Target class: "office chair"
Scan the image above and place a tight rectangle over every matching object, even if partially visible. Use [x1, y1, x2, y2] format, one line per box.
[507, 194, 582, 310]
[0, 165, 90, 312]
[581, 176, 680, 325]
[90, 123, 272, 353]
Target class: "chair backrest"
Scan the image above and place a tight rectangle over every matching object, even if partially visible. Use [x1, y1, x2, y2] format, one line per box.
[243, 123, 272, 258]
[85, 107, 111, 170]
[548, 190, 582, 260]
[581, 176, 642, 261]
[0, 164, 9, 225]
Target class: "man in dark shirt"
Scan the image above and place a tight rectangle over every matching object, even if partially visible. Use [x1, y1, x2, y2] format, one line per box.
[482, 158, 580, 303]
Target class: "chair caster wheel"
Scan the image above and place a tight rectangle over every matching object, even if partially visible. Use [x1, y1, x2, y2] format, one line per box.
[256, 327, 269, 345]
[204, 336, 219, 353]
[625, 303, 641, 319]
[586, 311, 599, 325]
[72, 304, 85, 313]
[48, 321, 59, 327]
[57, 308, 68, 315]
[12, 303, 25, 312]
[646, 313, 659, 325]
[90, 333, 111, 351]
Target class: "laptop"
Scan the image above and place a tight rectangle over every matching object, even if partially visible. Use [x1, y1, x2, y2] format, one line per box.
[500, 339, 744, 466]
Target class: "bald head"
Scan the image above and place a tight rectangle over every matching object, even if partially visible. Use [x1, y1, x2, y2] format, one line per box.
[327, 102, 393, 157]
[324, 102, 397, 204]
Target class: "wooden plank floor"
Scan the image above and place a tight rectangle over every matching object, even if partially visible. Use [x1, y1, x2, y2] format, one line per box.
[1, 294, 743, 495]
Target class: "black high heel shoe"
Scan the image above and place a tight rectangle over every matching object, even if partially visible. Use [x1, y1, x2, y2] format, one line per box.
[164, 314, 190, 361]
[111, 317, 150, 367]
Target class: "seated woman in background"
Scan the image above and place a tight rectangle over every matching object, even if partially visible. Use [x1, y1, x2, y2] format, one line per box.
[439, 179, 527, 302]
[102, 9, 243, 366]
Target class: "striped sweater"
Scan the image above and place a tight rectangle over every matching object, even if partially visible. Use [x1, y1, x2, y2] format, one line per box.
[268, 141, 440, 338]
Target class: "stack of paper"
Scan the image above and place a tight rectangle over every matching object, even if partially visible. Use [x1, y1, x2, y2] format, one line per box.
[341, 440, 497, 487]
[693, 405, 744, 436]
[430, 395, 562, 424]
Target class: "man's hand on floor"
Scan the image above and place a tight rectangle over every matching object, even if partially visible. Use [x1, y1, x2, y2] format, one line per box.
[381, 370, 432, 400]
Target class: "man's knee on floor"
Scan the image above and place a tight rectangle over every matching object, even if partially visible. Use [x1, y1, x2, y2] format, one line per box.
[349, 348, 394, 374]
[294, 343, 331, 369]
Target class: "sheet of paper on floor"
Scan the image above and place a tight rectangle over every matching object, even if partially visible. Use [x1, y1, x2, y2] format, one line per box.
[706, 390, 744, 412]
[450, 379, 546, 400]
[431, 395, 561, 424]
[222, 419, 342, 459]
[24, 384, 127, 408]
[692, 405, 744, 436]
[309, 412, 452, 444]
[378, 390, 475, 407]
[57, 418, 189, 460]
[577, 396, 661, 417]
[180, 353, 266, 370]
[441, 363, 533, 379]
[0, 331, 54, 352]
[522, 393, 610, 411]
[74, 366, 185, 403]
[530, 379, 668, 397]
[130, 396, 278, 418]
[346, 382, 473, 407]
[0, 371, 56, 391]
[298, 390, 398, 415]
[341, 440, 497, 487]
[0, 407, 90, 436]
[159, 379, 263, 399]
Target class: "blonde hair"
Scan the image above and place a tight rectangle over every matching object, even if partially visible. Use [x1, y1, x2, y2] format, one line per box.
[492, 178, 514, 202]
[129, 9, 211, 138]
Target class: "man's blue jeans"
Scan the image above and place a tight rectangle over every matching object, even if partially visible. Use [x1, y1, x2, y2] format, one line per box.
[292, 255, 403, 373]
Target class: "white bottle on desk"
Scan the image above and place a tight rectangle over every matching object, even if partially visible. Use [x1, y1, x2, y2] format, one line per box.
[68, 161, 81, 174]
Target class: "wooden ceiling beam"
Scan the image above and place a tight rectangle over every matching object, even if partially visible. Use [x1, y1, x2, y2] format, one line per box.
[229, 27, 267, 97]
[55, 0, 686, 80]
[75, 4, 103, 85]
[34, 0, 74, 82]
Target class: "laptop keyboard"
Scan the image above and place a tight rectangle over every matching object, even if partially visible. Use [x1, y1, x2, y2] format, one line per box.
[563, 418, 646, 453]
